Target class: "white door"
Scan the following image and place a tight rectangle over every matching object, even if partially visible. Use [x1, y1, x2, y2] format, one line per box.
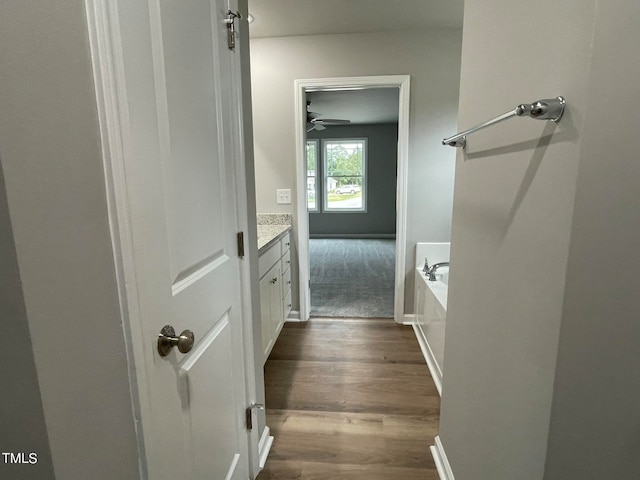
[102, 0, 252, 478]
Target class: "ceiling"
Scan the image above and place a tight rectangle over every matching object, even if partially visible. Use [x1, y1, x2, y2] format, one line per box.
[247, 0, 464, 38]
[307, 89, 399, 125]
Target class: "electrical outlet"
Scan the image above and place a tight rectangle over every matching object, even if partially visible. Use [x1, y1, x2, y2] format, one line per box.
[276, 189, 292, 204]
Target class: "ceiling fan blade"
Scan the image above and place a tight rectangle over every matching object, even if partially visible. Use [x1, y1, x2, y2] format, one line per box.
[314, 119, 351, 125]
[306, 99, 350, 127]
[306, 123, 326, 133]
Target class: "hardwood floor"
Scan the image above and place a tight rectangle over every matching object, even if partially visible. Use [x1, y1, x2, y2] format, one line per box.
[256, 318, 440, 480]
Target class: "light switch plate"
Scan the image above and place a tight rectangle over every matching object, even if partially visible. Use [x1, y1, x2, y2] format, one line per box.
[276, 189, 292, 204]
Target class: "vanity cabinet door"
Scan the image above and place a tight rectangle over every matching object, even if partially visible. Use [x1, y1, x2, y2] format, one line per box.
[260, 273, 272, 359]
[269, 263, 283, 351]
[260, 261, 282, 363]
[258, 231, 291, 364]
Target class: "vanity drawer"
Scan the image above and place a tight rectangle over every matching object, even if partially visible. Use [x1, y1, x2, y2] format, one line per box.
[282, 267, 291, 298]
[284, 289, 292, 317]
[280, 232, 291, 256]
[281, 248, 291, 272]
[259, 244, 281, 278]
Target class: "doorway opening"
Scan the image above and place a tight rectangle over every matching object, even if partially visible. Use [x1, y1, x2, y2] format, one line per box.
[305, 90, 398, 317]
[294, 76, 411, 322]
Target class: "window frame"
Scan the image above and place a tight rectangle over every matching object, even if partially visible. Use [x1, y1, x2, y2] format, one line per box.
[306, 139, 319, 212]
[321, 138, 367, 213]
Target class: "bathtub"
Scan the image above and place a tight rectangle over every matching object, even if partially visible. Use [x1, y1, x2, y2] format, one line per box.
[413, 243, 449, 396]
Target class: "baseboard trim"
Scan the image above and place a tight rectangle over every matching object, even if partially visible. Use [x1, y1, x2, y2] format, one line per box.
[258, 426, 274, 469]
[309, 233, 396, 239]
[401, 313, 417, 326]
[286, 310, 302, 322]
[430, 436, 455, 480]
[412, 324, 443, 396]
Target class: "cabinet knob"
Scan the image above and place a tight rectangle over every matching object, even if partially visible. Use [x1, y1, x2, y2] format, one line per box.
[270, 277, 278, 284]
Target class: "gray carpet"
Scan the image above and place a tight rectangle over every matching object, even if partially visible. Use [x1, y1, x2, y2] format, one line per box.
[309, 239, 395, 318]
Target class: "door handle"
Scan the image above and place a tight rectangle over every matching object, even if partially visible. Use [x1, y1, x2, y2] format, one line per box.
[157, 325, 195, 357]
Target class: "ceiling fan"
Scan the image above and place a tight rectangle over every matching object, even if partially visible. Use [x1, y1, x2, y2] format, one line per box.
[307, 101, 351, 132]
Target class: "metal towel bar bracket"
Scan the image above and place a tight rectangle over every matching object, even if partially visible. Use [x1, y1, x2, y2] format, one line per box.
[442, 96, 566, 148]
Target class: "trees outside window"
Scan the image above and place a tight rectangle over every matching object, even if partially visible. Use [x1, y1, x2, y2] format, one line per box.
[323, 139, 366, 212]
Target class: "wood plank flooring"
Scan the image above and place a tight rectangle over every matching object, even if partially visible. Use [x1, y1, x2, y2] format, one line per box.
[256, 318, 440, 480]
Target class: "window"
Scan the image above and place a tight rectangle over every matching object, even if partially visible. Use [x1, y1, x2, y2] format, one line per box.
[323, 139, 366, 212]
[306, 140, 318, 211]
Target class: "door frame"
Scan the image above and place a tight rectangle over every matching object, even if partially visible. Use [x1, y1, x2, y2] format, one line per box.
[294, 75, 411, 323]
[85, 0, 261, 477]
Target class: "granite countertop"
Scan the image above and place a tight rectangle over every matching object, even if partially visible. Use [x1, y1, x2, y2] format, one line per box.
[257, 213, 292, 252]
[257, 224, 291, 251]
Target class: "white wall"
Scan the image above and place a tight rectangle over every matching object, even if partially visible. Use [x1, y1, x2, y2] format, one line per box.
[250, 29, 462, 311]
[440, 1, 640, 479]
[0, 2, 140, 478]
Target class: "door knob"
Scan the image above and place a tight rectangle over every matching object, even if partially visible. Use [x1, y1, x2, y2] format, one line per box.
[157, 325, 195, 357]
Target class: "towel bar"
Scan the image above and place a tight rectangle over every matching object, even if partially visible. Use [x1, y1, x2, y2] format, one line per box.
[442, 96, 566, 148]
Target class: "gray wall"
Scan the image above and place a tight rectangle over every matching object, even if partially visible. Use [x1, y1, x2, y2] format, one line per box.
[0, 2, 140, 478]
[250, 29, 462, 312]
[440, 1, 640, 479]
[308, 124, 398, 237]
[544, 1, 640, 477]
[0, 165, 54, 479]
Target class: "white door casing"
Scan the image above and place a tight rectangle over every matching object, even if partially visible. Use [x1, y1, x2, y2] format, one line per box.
[294, 76, 411, 323]
[86, 0, 256, 478]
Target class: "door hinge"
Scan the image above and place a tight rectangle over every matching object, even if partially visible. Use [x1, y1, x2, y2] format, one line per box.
[245, 403, 264, 430]
[224, 10, 242, 51]
[237, 231, 245, 258]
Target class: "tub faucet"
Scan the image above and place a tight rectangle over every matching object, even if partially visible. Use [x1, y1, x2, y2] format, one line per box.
[423, 257, 430, 274]
[426, 262, 449, 281]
